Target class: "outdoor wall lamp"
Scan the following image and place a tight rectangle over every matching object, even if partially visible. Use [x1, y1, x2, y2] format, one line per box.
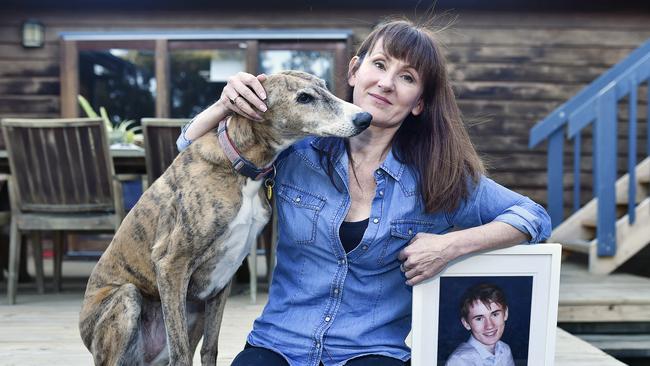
[22, 19, 45, 48]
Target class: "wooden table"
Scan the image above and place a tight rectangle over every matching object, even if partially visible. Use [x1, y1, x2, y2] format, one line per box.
[107, 145, 146, 174]
[0, 146, 146, 175]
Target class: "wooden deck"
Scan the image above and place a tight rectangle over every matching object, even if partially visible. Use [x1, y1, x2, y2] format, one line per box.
[558, 261, 650, 322]
[0, 290, 627, 366]
[0, 258, 631, 366]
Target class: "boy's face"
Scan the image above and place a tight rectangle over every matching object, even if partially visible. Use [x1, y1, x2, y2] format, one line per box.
[461, 300, 508, 347]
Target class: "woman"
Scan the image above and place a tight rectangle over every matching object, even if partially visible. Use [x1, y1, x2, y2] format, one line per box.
[177, 19, 551, 366]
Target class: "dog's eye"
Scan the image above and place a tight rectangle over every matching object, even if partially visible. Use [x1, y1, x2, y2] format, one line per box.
[296, 93, 315, 104]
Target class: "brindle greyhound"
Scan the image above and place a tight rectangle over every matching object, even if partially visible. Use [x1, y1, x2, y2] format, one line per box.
[79, 71, 372, 365]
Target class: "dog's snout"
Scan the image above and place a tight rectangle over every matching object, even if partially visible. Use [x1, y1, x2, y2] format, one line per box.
[353, 112, 372, 130]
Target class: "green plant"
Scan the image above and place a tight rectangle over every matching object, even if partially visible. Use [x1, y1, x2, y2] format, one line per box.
[77, 95, 143, 144]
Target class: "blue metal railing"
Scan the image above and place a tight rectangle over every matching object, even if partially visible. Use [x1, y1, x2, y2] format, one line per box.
[529, 39, 650, 257]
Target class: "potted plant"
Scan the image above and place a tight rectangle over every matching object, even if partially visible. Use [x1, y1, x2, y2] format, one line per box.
[77, 94, 143, 146]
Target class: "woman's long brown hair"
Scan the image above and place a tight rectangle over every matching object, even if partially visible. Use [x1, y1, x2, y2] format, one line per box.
[321, 19, 485, 213]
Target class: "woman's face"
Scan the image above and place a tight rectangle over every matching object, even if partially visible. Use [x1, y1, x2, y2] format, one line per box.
[348, 38, 424, 129]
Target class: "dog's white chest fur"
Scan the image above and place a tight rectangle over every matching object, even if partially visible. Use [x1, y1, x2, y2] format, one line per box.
[198, 179, 269, 299]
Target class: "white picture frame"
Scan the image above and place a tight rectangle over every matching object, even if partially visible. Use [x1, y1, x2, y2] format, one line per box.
[411, 244, 562, 366]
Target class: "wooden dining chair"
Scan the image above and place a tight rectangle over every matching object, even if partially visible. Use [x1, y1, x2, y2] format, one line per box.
[0, 174, 12, 283]
[1, 118, 125, 304]
[141, 118, 188, 188]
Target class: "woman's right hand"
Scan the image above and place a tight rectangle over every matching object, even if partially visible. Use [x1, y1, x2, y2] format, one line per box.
[182, 72, 268, 142]
[218, 72, 268, 122]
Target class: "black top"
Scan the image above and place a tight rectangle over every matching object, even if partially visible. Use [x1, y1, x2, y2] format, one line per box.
[339, 218, 369, 253]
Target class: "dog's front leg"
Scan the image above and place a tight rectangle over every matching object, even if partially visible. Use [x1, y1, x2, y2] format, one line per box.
[200, 281, 232, 365]
[156, 258, 193, 365]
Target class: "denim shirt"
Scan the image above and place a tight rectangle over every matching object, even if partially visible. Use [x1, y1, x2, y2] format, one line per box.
[176, 133, 551, 366]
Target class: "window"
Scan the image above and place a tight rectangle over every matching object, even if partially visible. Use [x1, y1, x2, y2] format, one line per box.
[79, 47, 156, 124]
[169, 41, 247, 118]
[260, 49, 334, 90]
[60, 31, 352, 121]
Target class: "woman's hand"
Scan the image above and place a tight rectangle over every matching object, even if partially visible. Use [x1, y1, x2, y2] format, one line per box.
[183, 72, 269, 142]
[397, 232, 458, 286]
[218, 72, 268, 121]
[397, 222, 530, 286]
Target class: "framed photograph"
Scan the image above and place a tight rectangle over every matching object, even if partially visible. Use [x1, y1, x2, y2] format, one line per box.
[411, 244, 561, 366]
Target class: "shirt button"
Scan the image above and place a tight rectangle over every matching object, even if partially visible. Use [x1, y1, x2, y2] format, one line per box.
[325, 316, 331, 322]
[375, 169, 383, 176]
[339, 259, 346, 265]
[379, 190, 384, 196]
[315, 342, 320, 348]
[362, 245, 369, 250]
[408, 228, 413, 235]
[373, 218, 379, 224]
[294, 196, 301, 203]
[333, 288, 339, 295]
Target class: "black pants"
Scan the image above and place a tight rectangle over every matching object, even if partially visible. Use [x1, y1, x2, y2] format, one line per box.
[231, 343, 410, 366]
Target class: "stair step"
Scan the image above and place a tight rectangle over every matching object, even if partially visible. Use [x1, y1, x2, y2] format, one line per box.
[551, 158, 650, 275]
[582, 197, 648, 228]
[577, 334, 650, 358]
[639, 171, 650, 184]
[616, 193, 645, 205]
[581, 218, 597, 228]
[561, 239, 594, 253]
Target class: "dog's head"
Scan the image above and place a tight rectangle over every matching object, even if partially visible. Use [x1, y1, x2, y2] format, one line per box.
[260, 71, 371, 146]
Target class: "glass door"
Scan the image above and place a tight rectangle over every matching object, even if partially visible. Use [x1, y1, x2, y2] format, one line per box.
[258, 41, 349, 98]
[168, 41, 248, 118]
[78, 41, 156, 124]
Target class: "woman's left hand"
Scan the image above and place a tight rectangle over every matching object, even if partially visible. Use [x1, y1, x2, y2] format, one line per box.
[397, 232, 458, 286]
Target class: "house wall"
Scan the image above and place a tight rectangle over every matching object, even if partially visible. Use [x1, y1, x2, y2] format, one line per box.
[1, 9, 650, 206]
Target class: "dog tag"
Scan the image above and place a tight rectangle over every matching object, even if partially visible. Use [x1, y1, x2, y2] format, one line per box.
[265, 178, 275, 200]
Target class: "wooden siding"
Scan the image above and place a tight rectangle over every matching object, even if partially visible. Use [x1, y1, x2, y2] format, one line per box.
[1, 10, 650, 205]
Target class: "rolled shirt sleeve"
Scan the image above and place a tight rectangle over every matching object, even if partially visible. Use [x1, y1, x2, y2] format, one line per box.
[176, 121, 194, 152]
[449, 176, 552, 243]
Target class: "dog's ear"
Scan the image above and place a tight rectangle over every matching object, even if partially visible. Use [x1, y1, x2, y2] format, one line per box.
[278, 70, 327, 89]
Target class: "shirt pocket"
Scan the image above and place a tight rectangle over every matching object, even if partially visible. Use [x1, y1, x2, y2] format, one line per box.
[378, 219, 438, 266]
[277, 183, 326, 244]
[390, 219, 437, 239]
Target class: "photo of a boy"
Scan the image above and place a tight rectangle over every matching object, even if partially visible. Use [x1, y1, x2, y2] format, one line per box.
[446, 283, 515, 366]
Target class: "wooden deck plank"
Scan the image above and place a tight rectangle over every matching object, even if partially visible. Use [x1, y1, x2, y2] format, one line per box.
[0, 289, 626, 366]
[555, 328, 627, 366]
[1, 258, 648, 363]
[558, 261, 650, 322]
[578, 334, 650, 358]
